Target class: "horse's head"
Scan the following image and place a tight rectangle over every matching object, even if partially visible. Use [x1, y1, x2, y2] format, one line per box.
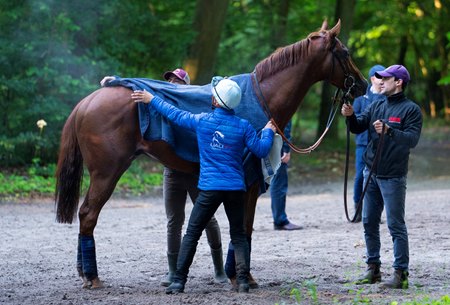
[253, 20, 367, 129]
[313, 20, 367, 98]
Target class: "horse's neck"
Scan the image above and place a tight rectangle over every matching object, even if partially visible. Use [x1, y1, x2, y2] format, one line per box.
[263, 70, 318, 127]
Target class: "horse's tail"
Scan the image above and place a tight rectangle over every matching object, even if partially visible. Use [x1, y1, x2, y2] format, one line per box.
[55, 108, 83, 224]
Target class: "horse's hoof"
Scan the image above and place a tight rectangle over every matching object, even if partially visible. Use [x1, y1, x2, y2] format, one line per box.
[90, 277, 104, 289]
[82, 280, 92, 289]
[248, 273, 259, 289]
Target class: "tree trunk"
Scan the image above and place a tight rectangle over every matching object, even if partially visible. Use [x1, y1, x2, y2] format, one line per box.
[183, 0, 230, 85]
[269, 0, 290, 50]
[317, 0, 356, 139]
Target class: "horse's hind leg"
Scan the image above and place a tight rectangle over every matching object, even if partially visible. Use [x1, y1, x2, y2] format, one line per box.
[77, 160, 132, 289]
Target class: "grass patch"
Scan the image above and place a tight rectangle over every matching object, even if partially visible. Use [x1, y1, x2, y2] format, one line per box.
[276, 281, 449, 305]
[0, 157, 164, 200]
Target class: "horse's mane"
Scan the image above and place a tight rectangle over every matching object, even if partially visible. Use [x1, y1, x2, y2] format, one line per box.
[255, 30, 329, 81]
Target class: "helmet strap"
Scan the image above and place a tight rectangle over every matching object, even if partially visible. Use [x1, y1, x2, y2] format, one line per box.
[213, 85, 232, 110]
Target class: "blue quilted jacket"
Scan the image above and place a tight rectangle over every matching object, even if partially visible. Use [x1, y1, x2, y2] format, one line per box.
[150, 96, 274, 191]
[352, 85, 385, 146]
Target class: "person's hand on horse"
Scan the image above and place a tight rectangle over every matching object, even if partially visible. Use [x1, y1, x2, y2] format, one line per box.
[264, 121, 276, 133]
[100, 76, 115, 87]
[131, 90, 154, 104]
[341, 103, 354, 116]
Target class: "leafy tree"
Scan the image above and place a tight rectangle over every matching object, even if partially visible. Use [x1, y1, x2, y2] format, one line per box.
[0, 0, 196, 166]
[1, 0, 449, 168]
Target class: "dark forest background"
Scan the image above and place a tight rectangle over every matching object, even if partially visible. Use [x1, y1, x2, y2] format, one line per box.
[1, 0, 449, 167]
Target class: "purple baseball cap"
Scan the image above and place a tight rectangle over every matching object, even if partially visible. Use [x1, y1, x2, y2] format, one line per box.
[375, 65, 410, 84]
[163, 68, 190, 85]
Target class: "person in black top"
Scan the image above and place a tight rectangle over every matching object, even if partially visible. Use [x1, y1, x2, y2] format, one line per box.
[341, 64, 422, 289]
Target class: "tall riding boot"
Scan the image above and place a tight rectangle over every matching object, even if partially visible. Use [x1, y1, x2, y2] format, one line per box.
[211, 247, 228, 283]
[381, 269, 409, 289]
[160, 252, 178, 287]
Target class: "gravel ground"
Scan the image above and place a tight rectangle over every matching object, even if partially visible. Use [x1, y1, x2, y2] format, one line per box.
[1, 129, 449, 305]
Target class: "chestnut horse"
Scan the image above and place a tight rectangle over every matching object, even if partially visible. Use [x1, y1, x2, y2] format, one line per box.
[55, 20, 366, 288]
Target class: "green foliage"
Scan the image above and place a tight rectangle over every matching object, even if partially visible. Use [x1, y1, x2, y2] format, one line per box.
[391, 295, 450, 305]
[0, 159, 163, 199]
[0, 132, 58, 166]
[1, 0, 449, 170]
[114, 160, 163, 196]
[0, 172, 54, 197]
[277, 280, 320, 305]
[0, 0, 196, 167]
[275, 280, 449, 305]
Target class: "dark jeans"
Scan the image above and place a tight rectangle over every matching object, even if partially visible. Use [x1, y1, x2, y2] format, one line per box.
[363, 168, 409, 271]
[173, 190, 249, 285]
[270, 162, 289, 226]
[353, 145, 366, 205]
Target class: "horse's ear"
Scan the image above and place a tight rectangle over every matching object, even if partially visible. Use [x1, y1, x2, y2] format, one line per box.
[320, 20, 328, 31]
[329, 19, 341, 37]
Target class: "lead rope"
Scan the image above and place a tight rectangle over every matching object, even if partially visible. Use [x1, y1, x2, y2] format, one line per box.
[343, 120, 386, 222]
[252, 71, 345, 154]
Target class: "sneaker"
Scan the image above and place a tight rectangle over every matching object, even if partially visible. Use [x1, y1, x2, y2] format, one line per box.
[381, 269, 408, 289]
[355, 264, 381, 284]
[274, 222, 303, 230]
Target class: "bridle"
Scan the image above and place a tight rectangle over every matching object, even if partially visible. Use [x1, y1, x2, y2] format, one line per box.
[252, 37, 356, 154]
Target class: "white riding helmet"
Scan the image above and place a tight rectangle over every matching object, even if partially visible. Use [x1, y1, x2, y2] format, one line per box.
[211, 77, 241, 110]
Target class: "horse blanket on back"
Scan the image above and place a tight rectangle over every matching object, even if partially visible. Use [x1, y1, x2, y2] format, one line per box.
[105, 73, 281, 190]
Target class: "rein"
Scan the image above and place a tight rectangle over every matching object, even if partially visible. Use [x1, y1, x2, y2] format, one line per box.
[251, 38, 356, 154]
[252, 72, 350, 154]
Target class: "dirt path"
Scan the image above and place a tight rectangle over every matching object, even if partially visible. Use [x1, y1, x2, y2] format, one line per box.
[1, 128, 450, 305]
[1, 173, 449, 305]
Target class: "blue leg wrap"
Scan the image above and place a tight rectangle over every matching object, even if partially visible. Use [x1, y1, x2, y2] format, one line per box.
[80, 235, 98, 280]
[225, 237, 252, 278]
[77, 235, 83, 276]
[224, 241, 236, 278]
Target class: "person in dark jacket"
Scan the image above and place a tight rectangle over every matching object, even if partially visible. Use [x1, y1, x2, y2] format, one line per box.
[341, 65, 422, 289]
[131, 77, 276, 294]
[351, 65, 386, 222]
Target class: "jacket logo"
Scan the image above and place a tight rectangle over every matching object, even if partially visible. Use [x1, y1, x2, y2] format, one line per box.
[388, 116, 401, 123]
[210, 131, 224, 149]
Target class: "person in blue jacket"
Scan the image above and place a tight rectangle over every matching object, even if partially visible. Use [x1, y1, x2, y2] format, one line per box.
[101, 70, 227, 286]
[351, 65, 386, 222]
[131, 77, 276, 294]
[341, 65, 422, 289]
